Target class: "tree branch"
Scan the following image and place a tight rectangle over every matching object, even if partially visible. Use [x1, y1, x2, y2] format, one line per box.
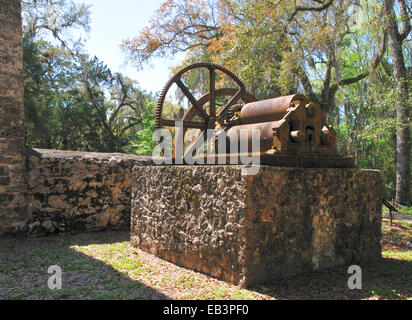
[82, 65, 117, 145]
[296, 66, 316, 102]
[288, 0, 334, 22]
[397, 0, 411, 42]
[329, 29, 388, 94]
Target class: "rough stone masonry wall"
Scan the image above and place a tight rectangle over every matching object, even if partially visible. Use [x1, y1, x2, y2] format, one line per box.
[26, 149, 151, 235]
[0, 1, 29, 236]
[131, 165, 382, 288]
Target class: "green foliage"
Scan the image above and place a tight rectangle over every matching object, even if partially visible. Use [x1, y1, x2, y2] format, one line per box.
[127, 100, 157, 156]
[401, 206, 412, 216]
[22, 1, 157, 155]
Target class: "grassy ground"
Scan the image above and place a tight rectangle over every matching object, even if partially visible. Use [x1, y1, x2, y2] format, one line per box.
[400, 206, 412, 216]
[0, 217, 410, 300]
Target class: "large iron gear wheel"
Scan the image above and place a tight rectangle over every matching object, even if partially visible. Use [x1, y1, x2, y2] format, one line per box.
[155, 63, 257, 130]
[155, 63, 257, 157]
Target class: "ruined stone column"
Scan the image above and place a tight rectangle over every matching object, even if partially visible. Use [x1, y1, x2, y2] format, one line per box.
[0, 0, 29, 236]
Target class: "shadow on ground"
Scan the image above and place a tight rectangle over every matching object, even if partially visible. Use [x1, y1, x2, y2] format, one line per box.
[0, 231, 167, 300]
[249, 258, 412, 300]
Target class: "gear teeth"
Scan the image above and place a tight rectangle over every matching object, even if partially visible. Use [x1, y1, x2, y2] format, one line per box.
[155, 87, 168, 129]
[155, 63, 246, 130]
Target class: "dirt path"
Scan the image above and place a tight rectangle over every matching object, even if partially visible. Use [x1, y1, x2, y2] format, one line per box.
[383, 211, 412, 224]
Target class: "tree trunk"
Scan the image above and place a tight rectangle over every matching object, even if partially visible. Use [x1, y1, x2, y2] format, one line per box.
[384, 0, 410, 205]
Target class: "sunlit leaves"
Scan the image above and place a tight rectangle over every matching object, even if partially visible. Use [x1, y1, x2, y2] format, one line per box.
[130, 101, 158, 155]
[121, 0, 220, 68]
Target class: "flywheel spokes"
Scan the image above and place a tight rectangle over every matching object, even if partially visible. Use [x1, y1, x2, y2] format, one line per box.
[154, 63, 257, 157]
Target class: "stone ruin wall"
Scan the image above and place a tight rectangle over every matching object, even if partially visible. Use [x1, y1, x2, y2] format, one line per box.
[0, 0, 29, 236]
[25, 149, 151, 235]
[1, 146, 152, 237]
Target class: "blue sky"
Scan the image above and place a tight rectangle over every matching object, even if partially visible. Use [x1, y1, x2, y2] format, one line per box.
[77, 0, 183, 95]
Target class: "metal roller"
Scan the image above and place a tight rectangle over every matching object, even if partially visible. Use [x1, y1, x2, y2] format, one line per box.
[239, 94, 308, 124]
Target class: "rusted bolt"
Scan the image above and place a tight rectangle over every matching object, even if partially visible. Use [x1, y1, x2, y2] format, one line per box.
[290, 130, 303, 141]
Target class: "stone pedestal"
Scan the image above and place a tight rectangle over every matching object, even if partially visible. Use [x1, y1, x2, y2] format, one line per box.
[131, 165, 382, 287]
